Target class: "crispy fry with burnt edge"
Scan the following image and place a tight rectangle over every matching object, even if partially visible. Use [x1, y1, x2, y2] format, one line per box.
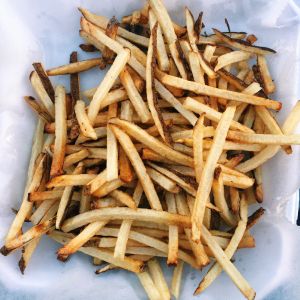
[88, 48, 130, 125]
[192, 105, 236, 242]
[79, 43, 97, 52]
[32, 62, 55, 102]
[102, 16, 119, 63]
[146, 23, 172, 144]
[110, 125, 162, 210]
[24, 96, 52, 123]
[119, 146, 134, 183]
[213, 28, 276, 55]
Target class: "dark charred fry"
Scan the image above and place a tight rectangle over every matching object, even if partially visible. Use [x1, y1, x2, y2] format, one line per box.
[246, 34, 257, 45]
[224, 18, 231, 34]
[246, 207, 265, 230]
[70, 52, 80, 110]
[194, 12, 203, 43]
[32, 63, 55, 102]
[103, 16, 119, 63]
[24, 96, 52, 122]
[79, 43, 98, 52]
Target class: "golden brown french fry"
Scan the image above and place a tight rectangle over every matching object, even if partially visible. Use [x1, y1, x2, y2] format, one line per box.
[88, 48, 130, 125]
[47, 174, 96, 188]
[109, 190, 136, 209]
[110, 125, 162, 210]
[50, 85, 67, 177]
[229, 187, 240, 214]
[119, 146, 134, 183]
[75, 100, 97, 140]
[192, 106, 236, 242]
[106, 124, 119, 181]
[47, 58, 105, 75]
[63, 149, 89, 169]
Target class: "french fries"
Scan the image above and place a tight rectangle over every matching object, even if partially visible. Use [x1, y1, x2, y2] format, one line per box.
[4, 2, 300, 300]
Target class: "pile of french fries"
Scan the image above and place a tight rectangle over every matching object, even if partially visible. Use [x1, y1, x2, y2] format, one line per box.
[2, 0, 300, 299]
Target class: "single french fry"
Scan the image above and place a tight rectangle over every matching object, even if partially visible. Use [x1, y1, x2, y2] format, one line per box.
[215, 51, 252, 71]
[257, 55, 275, 94]
[166, 193, 179, 265]
[137, 271, 161, 300]
[24, 96, 52, 122]
[88, 48, 130, 125]
[171, 260, 184, 299]
[109, 190, 136, 209]
[119, 146, 134, 183]
[63, 149, 89, 169]
[192, 105, 236, 242]
[193, 114, 205, 183]
[106, 125, 119, 181]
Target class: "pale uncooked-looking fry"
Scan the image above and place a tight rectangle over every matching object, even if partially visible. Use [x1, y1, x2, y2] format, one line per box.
[148, 9, 169, 72]
[62, 207, 191, 232]
[120, 100, 134, 121]
[56, 163, 83, 229]
[47, 174, 96, 188]
[137, 271, 161, 300]
[146, 167, 180, 193]
[147, 162, 196, 196]
[212, 174, 238, 227]
[175, 193, 209, 267]
[106, 125, 119, 181]
[75, 100, 97, 140]
[110, 125, 162, 210]
[193, 114, 205, 183]
[215, 51, 252, 71]
[88, 48, 130, 125]
[257, 55, 275, 94]
[183, 97, 254, 133]
[109, 190, 136, 209]
[109, 118, 193, 167]
[63, 149, 89, 169]
[120, 67, 151, 123]
[188, 51, 205, 84]
[114, 183, 143, 259]
[171, 260, 184, 299]
[47, 58, 105, 75]
[50, 85, 67, 177]
[148, 259, 170, 300]
[195, 200, 247, 292]
[6, 118, 44, 243]
[166, 193, 179, 265]
[158, 73, 281, 110]
[192, 105, 236, 242]
[76, 126, 107, 144]
[57, 221, 108, 261]
[79, 8, 149, 47]
[30, 71, 55, 118]
[146, 24, 170, 143]
[213, 28, 275, 55]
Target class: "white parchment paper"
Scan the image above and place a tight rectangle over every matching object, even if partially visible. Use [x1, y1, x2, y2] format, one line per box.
[0, 0, 300, 299]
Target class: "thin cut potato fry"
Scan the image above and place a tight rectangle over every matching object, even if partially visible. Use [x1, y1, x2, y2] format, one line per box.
[157, 73, 282, 110]
[137, 271, 161, 300]
[63, 149, 89, 169]
[215, 51, 252, 71]
[119, 146, 134, 183]
[88, 48, 130, 125]
[189, 51, 205, 84]
[109, 190, 136, 209]
[120, 67, 151, 123]
[47, 174, 97, 188]
[171, 260, 184, 299]
[166, 193, 179, 265]
[106, 125, 119, 181]
[79, 8, 149, 47]
[47, 58, 105, 75]
[192, 106, 236, 242]
[92, 178, 124, 198]
[24, 96, 52, 123]
[61, 208, 191, 233]
[109, 118, 194, 167]
[213, 28, 275, 55]
[50, 85, 67, 177]
[110, 125, 162, 210]
[257, 55, 275, 94]
[114, 183, 143, 259]
[193, 114, 205, 183]
[75, 100, 97, 140]
[148, 259, 171, 300]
